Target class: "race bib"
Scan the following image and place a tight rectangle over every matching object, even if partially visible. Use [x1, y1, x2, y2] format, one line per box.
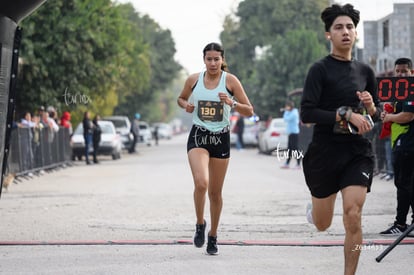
[198, 100, 224, 122]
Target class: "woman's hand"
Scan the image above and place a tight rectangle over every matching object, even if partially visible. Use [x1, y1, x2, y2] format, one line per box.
[218, 92, 233, 106]
[186, 103, 195, 113]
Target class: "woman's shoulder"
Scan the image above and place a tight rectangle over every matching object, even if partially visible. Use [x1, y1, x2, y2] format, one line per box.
[186, 72, 202, 89]
[224, 71, 240, 84]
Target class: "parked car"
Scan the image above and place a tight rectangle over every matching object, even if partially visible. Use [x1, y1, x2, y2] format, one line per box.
[70, 120, 122, 161]
[138, 121, 152, 146]
[152, 122, 173, 139]
[230, 115, 260, 147]
[102, 116, 132, 149]
[257, 118, 288, 155]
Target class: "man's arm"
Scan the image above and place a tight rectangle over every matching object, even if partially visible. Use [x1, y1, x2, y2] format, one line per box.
[384, 112, 414, 124]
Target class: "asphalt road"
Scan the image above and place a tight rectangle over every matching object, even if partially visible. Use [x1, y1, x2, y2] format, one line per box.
[0, 133, 413, 274]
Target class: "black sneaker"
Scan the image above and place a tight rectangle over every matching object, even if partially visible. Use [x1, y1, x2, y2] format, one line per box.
[193, 220, 206, 248]
[206, 235, 219, 255]
[380, 222, 408, 236]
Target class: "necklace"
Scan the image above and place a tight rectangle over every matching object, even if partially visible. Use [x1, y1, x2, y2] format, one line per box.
[330, 53, 352, 61]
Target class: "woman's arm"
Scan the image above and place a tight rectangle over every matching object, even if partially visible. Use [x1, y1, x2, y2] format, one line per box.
[223, 73, 254, 117]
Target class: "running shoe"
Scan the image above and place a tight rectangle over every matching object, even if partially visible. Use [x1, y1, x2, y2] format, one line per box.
[280, 164, 289, 169]
[306, 203, 314, 224]
[380, 222, 407, 236]
[206, 235, 219, 255]
[193, 220, 206, 248]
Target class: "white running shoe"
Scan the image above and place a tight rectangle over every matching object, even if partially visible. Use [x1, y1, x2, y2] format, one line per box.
[306, 203, 314, 224]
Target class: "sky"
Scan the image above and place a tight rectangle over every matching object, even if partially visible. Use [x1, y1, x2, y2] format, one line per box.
[115, 0, 409, 73]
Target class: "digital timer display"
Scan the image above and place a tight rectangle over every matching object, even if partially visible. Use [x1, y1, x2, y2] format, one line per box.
[376, 76, 414, 102]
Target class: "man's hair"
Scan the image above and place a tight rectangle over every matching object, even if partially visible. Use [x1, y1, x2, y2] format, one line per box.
[321, 3, 360, 32]
[395, 57, 413, 69]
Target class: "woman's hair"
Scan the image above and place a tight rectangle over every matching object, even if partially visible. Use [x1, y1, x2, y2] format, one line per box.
[203, 42, 228, 72]
[321, 3, 360, 32]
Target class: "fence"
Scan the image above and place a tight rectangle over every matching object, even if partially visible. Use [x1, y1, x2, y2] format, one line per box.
[6, 126, 72, 176]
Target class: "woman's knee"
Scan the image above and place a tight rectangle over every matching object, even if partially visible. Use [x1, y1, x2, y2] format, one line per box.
[194, 178, 208, 193]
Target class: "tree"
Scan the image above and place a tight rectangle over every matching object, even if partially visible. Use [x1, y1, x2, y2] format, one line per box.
[114, 12, 182, 122]
[15, 0, 181, 125]
[17, 0, 128, 121]
[220, 0, 329, 118]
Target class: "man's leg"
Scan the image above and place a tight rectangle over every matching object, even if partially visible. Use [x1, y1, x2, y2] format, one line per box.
[311, 193, 337, 231]
[394, 151, 414, 225]
[341, 185, 367, 275]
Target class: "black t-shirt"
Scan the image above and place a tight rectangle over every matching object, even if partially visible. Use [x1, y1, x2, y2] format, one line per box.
[301, 55, 379, 142]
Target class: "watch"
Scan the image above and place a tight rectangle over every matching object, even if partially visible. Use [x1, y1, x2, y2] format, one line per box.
[232, 101, 238, 108]
[337, 106, 349, 121]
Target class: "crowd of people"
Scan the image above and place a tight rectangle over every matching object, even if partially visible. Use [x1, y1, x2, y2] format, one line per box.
[15, 105, 70, 171]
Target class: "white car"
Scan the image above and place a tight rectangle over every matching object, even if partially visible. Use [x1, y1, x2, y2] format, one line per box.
[230, 116, 260, 147]
[138, 121, 152, 146]
[102, 116, 133, 150]
[257, 118, 288, 155]
[70, 120, 122, 160]
[152, 122, 173, 139]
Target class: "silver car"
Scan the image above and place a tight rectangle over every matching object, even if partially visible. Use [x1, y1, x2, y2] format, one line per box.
[257, 118, 288, 155]
[138, 121, 152, 146]
[70, 120, 122, 161]
[102, 116, 133, 149]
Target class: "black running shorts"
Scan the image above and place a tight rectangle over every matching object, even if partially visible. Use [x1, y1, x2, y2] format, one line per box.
[303, 138, 374, 198]
[187, 124, 231, 159]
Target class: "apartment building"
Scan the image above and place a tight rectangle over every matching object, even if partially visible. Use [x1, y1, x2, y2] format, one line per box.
[363, 2, 414, 74]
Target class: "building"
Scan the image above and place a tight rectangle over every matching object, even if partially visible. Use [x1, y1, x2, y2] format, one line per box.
[363, 2, 414, 74]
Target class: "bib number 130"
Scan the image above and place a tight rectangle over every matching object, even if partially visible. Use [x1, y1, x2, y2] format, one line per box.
[198, 100, 224, 122]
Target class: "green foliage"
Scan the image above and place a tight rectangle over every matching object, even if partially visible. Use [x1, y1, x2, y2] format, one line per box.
[16, 0, 180, 126]
[220, 0, 329, 118]
[114, 13, 182, 122]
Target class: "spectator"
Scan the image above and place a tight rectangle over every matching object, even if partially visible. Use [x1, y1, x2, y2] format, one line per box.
[92, 115, 102, 164]
[47, 106, 59, 124]
[379, 57, 414, 236]
[153, 125, 159, 146]
[82, 111, 93, 165]
[234, 113, 245, 150]
[60, 111, 73, 135]
[31, 114, 44, 168]
[129, 113, 140, 154]
[281, 101, 300, 169]
[19, 112, 35, 171]
[41, 110, 59, 141]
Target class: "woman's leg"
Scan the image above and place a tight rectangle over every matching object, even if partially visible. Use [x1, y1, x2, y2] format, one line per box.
[188, 148, 210, 224]
[208, 157, 230, 236]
